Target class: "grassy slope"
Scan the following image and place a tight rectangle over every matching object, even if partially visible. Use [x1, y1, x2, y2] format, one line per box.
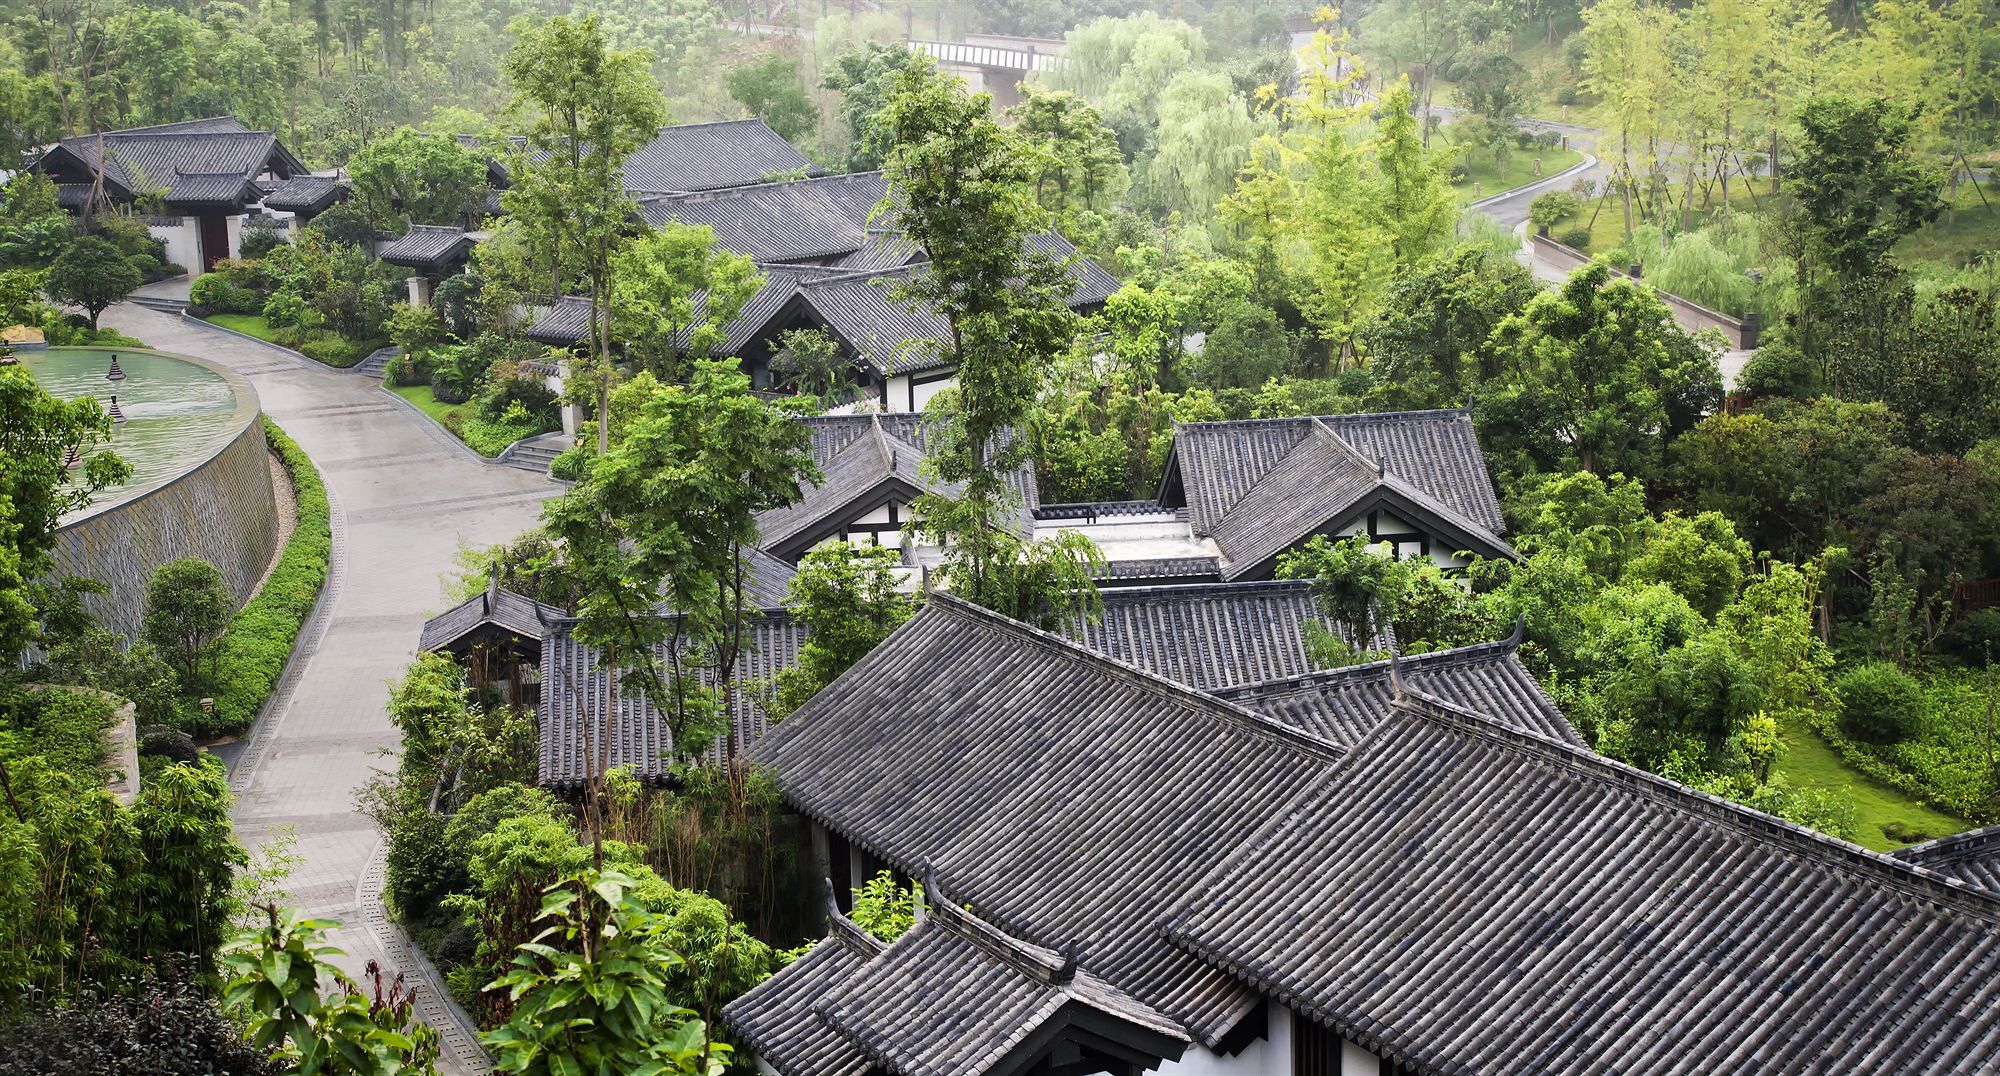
[203, 313, 283, 341]
[1895, 182, 2000, 270]
[1773, 719, 1969, 852]
[390, 383, 467, 427]
[1453, 146, 1585, 205]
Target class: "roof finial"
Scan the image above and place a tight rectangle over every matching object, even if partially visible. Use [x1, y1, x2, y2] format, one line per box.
[917, 860, 939, 923]
[486, 559, 500, 610]
[1387, 645, 1405, 698]
[822, 876, 842, 923]
[1053, 938, 1082, 986]
[1506, 614, 1526, 647]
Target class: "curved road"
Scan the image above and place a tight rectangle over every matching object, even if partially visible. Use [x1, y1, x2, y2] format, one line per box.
[103, 302, 552, 1073]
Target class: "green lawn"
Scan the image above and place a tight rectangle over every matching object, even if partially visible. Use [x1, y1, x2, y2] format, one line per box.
[1567, 176, 1775, 255]
[389, 383, 468, 427]
[1773, 719, 1969, 852]
[1454, 146, 1584, 205]
[203, 313, 283, 341]
[1895, 182, 2000, 270]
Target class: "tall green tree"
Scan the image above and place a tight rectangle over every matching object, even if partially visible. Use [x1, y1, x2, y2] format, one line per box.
[142, 558, 231, 691]
[878, 56, 1100, 623]
[724, 54, 817, 143]
[541, 360, 813, 805]
[1482, 263, 1722, 483]
[819, 43, 917, 171]
[348, 126, 491, 228]
[1790, 96, 1942, 282]
[1365, 81, 1457, 269]
[770, 543, 915, 717]
[610, 223, 760, 380]
[501, 14, 664, 451]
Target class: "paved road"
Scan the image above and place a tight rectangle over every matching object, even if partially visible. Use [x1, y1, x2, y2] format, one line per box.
[102, 303, 553, 1073]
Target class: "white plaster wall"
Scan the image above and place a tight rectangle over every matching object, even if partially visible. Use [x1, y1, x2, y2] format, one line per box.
[910, 374, 954, 411]
[225, 214, 244, 260]
[150, 218, 199, 273]
[1340, 1040, 1382, 1076]
[1333, 510, 1473, 570]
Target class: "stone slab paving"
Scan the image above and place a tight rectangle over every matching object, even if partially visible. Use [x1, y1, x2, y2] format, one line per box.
[102, 304, 553, 1074]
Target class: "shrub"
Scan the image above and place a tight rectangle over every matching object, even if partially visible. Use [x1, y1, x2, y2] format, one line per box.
[0, 963, 280, 1076]
[390, 351, 432, 387]
[237, 223, 285, 260]
[1557, 227, 1593, 250]
[1940, 608, 2000, 666]
[385, 809, 465, 922]
[428, 343, 490, 403]
[476, 369, 558, 424]
[1529, 190, 1583, 231]
[295, 334, 370, 367]
[177, 421, 330, 735]
[143, 558, 231, 692]
[548, 443, 593, 481]
[188, 273, 259, 315]
[1555, 86, 1579, 106]
[1837, 662, 1926, 745]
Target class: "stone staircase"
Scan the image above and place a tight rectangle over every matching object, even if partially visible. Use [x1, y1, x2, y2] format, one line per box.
[129, 295, 190, 314]
[353, 346, 400, 379]
[498, 432, 567, 474]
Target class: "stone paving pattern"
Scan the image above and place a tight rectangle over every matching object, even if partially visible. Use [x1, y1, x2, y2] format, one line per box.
[104, 304, 553, 1074]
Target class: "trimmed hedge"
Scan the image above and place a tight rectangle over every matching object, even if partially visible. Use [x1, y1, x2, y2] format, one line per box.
[0, 688, 115, 781]
[178, 420, 331, 736]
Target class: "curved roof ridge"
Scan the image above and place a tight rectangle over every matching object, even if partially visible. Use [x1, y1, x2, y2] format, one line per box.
[1091, 578, 1317, 602]
[923, 592, 1347, 762]
[1306, 416, 1380, 476]
[1893, 822, 2000, 866]
[1390, 689, 2000, 918]
[1215, 632, 1524, 698]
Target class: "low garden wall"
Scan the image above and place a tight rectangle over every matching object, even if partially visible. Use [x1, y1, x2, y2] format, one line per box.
[1530, 232, 1761, 349]
[49, 387, 280, 648]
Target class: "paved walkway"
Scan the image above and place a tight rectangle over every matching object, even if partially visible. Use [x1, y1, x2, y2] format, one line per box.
[102, 303, 553, 1073]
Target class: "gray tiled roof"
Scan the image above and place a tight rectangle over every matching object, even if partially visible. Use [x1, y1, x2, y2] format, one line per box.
[722, 914, 882, 1076]
[263, 174, 347, 213]
[1893, 824, 2000, 896]
[417, 588, 564, 654]
[755, 413, 1039, 559]
[750, 594, 1346, 1048]
[40, 122, 303, 207]
[538, 611, 806, 786]
[377, 225, 472, 269]
[164, 171, 261, 206]
[1169, 690, 2000, 1075]
[814, 885, 1190, 1076]
[1214, 632, 1583, 747]
[1074, 580, 1344, 692]
[523, 296, 593, 346]
[523, 264, 838, 353]
[801, 235, 1116, 377]
[1160, 410, 1512, 577]
[638, 172, 889, 262]
[1090, 556, 1221, 583]
[621, 119, 817, 194]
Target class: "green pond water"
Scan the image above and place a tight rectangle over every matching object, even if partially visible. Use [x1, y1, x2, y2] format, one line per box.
[22, 347, 244, 515]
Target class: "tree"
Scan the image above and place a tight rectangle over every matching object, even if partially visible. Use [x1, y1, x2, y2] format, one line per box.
[347, 126, 491, 228]
[1358, 243, 1538, 409]
[724, 54, 816, 143]
[0, 364, 127, 664]
[610, 223, 761, 379]
[1149, 70, 1262, 219]
[541, 359, 813, 799]
[44, 236, 140, 331]
[1365, 81, 1457, 269]
[482, 870, 727, 1075]
[130, 758, 244, 969]
[143, 558, 231, 690]
[878, 57, 1100, 623]
[1009, 85, 1128, 217]
[1482, 263, 1722, 482]
[1789, 96, 1942, 282]
[220, 906, 440, 1074]
[820, 43, 918, 171]
[768, 328, 853, 402]
[501, 15, 665, 450]
[771, 543, 915, 717]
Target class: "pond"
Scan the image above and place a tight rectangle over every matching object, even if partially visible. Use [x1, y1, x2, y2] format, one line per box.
[19, 346, 249, 517]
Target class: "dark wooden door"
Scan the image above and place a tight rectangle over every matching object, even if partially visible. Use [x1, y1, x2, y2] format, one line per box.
[198, 214, 229, 271]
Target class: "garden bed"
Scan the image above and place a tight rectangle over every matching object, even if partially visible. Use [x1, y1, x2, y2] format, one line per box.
[1454, 146, 1584, 204]
[197, 313, 380, 369]
[388, 382, 558, 458]
[177, 419, 331, 736]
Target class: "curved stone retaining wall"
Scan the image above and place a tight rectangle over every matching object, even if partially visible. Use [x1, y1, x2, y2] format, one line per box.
[50, 380, 280, 648]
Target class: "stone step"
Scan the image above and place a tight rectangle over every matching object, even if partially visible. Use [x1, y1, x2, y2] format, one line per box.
[130, 296, 190, 314]
[352, 347, 400, 377]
